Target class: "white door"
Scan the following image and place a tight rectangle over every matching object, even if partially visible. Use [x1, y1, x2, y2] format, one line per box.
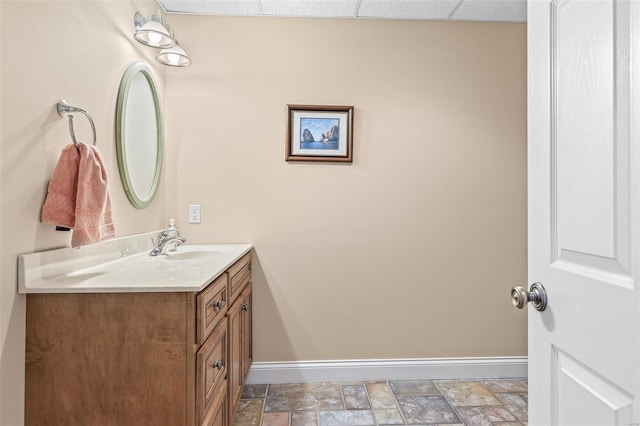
[528, 0, 640, 425]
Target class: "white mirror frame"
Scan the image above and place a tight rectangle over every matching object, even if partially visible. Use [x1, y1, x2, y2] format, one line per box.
[115, 62, 163, 209]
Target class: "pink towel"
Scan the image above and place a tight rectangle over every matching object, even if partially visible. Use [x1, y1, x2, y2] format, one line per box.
[42, 143, 115, 247]
[41, 144, 79, 228]
[72, 144, 115, 246]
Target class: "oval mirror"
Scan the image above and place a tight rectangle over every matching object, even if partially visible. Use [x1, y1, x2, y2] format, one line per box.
[115, 62, 163, 209]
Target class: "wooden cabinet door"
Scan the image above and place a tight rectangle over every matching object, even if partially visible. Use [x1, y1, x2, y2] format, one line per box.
[241, 283, 252, 382]
[227, 283, 253, 424]
[227, 295, 243, 421]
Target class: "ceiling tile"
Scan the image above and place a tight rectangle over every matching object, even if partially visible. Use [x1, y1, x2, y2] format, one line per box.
[160, 0, 262, 15]
[358, 0, 460, 20]
[159, 0, 527, 21]
[260, 0, 359, 17]
[451, 0, 526, 22]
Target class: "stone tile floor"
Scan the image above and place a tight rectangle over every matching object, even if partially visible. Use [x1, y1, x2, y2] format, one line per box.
[233, 379, 528, 425]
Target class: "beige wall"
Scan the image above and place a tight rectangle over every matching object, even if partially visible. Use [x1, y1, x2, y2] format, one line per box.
[0, 6, 527, 424]
[0, 2, 167, 424]
[165, 17, 528, 362]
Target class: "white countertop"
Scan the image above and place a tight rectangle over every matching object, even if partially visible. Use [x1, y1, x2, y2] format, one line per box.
[18, 232, 253, 293]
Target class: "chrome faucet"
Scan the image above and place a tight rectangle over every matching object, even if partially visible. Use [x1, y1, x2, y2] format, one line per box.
[150, 231, 186, 256]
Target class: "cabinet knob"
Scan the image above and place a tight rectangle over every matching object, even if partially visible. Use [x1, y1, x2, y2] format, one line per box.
[212, 360, 224, 370]
[241, 303, 249, 312]
[211, 300, 224, 311]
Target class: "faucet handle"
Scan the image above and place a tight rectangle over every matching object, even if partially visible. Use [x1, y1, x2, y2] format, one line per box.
[156, 230, 169, 243]
[151, 230, 170, 249]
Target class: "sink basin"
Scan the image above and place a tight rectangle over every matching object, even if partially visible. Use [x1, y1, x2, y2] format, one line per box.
[163, 251, 220, 261]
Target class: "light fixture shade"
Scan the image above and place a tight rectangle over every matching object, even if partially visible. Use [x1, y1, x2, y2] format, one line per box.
[156, 43, 191, 67]
[134, 13, 175, 49]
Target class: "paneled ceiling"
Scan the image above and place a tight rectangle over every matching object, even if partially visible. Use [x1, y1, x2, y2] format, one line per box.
[158, 0, 527, 22]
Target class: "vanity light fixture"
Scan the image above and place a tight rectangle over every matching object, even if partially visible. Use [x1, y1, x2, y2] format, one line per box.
[134, 11, 175, 49]
[156, 40, 192, 67]
[134, 10, 191, 67]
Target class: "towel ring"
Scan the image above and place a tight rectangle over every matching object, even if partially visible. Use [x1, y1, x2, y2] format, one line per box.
[57, 100, 97, 149]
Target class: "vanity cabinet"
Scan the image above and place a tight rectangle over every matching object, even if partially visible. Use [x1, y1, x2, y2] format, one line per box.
[25, 251, 252, 426]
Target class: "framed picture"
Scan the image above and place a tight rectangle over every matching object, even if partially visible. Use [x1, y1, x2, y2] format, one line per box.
[286, 104, 354, 163]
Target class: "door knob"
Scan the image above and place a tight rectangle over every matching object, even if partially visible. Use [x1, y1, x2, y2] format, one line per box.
[511, 282, 547, 311]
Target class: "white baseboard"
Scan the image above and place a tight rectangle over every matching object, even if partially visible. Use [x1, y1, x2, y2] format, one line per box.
[246, 356, 527, 384]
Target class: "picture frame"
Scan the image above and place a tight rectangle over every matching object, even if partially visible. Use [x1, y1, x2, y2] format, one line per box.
[286, 104, 354, 163]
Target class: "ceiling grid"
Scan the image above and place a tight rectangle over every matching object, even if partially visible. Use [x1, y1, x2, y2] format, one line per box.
[159, 0, 527, 22]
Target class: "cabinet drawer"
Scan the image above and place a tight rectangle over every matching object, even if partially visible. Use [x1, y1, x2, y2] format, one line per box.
[197, 274, 228, 344]
[202, 381, 227, 426]
[196, 320, 227, 426]
[229, 253, 251, 303]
